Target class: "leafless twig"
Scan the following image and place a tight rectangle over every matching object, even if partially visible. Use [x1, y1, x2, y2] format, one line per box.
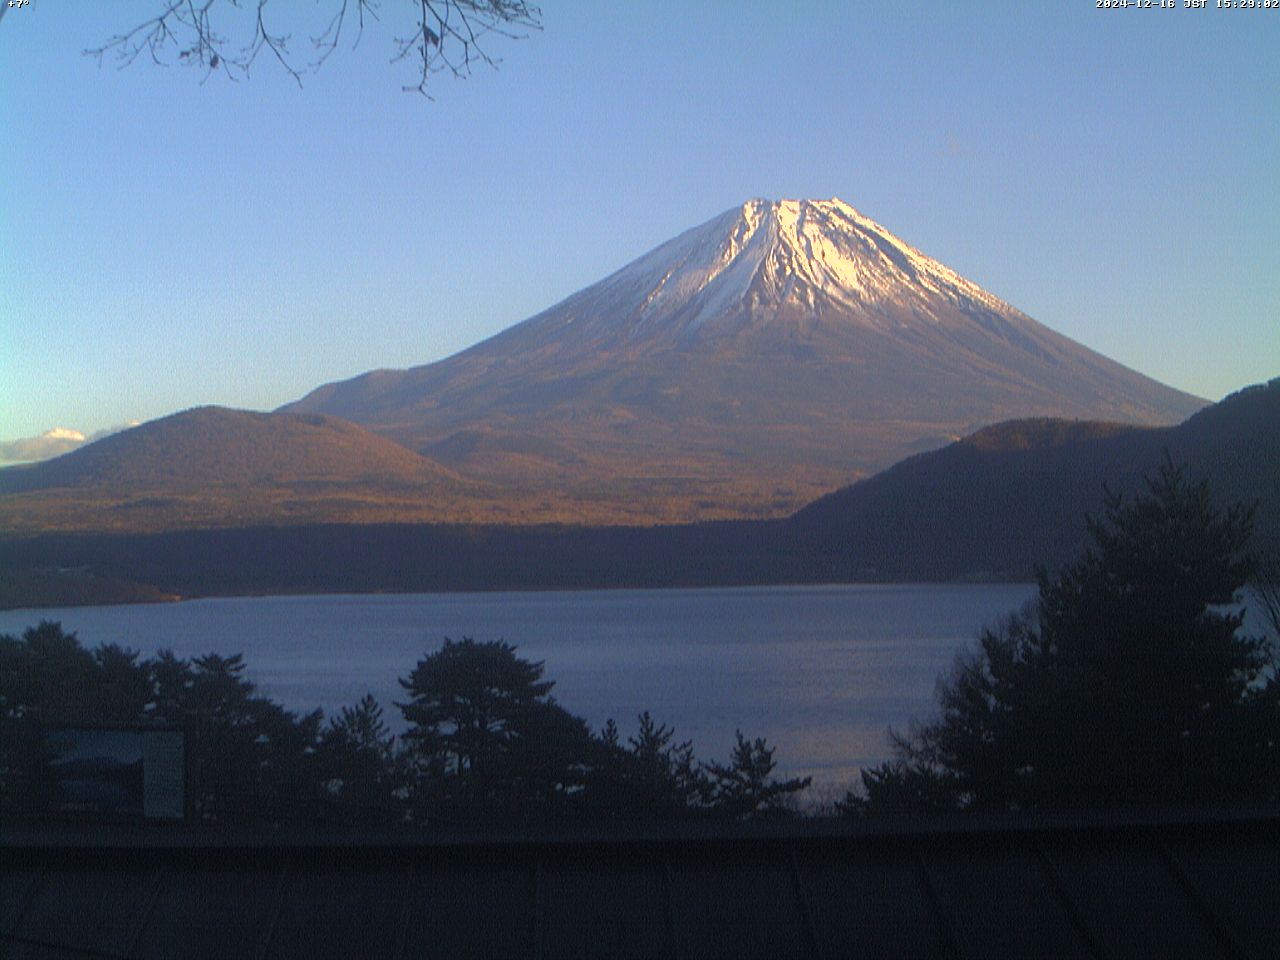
[84, 0, 540, 95]
[311, 0, 379, 71]
[394, 0, 539, 97]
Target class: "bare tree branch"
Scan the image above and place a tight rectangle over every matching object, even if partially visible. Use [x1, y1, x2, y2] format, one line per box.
[391, 0, 537, 97]
[248, 0, 303, 88]
[84, 0, 540, 96]
[311, 0, 378, 71]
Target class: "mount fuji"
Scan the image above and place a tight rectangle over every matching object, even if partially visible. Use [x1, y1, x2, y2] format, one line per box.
[285, 199, 1204, 521]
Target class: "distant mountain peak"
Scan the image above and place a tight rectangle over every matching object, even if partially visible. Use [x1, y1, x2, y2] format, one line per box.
[548, 196, 1017, 347]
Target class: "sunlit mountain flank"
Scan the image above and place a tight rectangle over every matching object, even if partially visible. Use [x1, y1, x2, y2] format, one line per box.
[285, 198, 1203, 519]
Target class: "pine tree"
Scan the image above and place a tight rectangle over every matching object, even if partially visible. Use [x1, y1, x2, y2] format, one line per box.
[849, 460, 1279, 813]
[705, 731, 811, 819]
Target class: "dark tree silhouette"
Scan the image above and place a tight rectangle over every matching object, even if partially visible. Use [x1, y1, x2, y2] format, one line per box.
[151, 651, 327, 820]
[584, 712, 711, 820]
[324, 693, 396, 762]
[0, 622, 119, 721]
[0, 625, 351, 822]
[0, 622, 129, 815]
[315, 693, 406, 819]
[82, 0, 541, 96]
[398, 637, 552, 775]
[704, 731, 811, 820]
[848, 460, 1280, 815]
[490, 696, 597, 819]
[397, 637, 597, 818]
[2, 626, 814, 823]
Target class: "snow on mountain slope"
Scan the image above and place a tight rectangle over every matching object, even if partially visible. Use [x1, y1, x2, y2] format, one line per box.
[573, 198, 1010, 336]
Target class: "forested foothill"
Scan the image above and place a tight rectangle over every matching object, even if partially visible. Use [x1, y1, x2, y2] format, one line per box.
[2, 380, 1276, 604]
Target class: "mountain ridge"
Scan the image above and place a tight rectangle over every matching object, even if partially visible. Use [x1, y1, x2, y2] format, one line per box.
[0, 406, 463, 494]
[3, 380, 1273, 607]
[0, 406, 496, 535]
[789, 378, 1280, 580]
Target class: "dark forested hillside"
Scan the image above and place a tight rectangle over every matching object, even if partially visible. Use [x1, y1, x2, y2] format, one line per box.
[792, 379, 1279, 581]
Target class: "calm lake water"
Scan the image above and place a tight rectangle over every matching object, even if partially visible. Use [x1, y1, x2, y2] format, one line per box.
[0, 583, 1037, 790]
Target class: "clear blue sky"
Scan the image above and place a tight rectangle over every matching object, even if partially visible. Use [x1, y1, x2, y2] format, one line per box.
[2, 1, 1277, 442]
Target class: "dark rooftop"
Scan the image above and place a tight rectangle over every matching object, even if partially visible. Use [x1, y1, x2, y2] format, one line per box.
[4, 807, 1279, 959]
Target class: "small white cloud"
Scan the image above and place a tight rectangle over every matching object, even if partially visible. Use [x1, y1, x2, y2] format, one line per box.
[0, 421, 139, 464]
[43, 427, 87, 442]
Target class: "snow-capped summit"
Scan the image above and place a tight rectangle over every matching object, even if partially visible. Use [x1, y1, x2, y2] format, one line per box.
[456, 196, 1071, 368]
[284, 199, 1205, 520]
[582, 197, 1007, 337]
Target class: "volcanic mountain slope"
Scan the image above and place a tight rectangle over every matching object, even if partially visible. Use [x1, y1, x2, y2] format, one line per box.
[285, 198, 1204, 520]
[0, 407, 497, 534]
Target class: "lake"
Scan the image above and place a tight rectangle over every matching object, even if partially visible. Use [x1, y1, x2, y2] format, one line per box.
[0, 583, 1037, 791]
